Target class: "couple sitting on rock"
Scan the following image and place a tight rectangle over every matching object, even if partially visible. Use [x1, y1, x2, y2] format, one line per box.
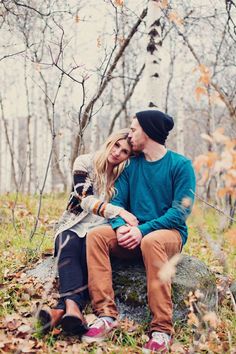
[38, 109, 196, 353]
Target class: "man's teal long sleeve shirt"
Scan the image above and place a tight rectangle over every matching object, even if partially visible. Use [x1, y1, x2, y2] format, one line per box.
[109, 150, 196, 246]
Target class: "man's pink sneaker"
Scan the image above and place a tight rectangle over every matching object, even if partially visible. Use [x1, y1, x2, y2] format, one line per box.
[142, 332, 172, 353]
[82, 317, 118, 343]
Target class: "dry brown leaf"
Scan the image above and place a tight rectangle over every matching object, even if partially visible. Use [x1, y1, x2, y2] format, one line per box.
[159, 0, 168, 9]
[85, 313, 97, 325]
[170, 341, 186, 353]
[17, 324, 31, 334]
[158, 254, 182, 283]
[97, 36, 102, 48]
[194, 289, 204, 299]
[115, 0, 124, 6]
[187, 312, 200, 327]
[224, 229, 236, 247]
[212, 127, 226, 141]
[194, 154, 209, 172]
[201, 133, 213, 144]
[202, 311, 219, 328]
[195, 86, 207, 100]
[168, 11, 183, 26]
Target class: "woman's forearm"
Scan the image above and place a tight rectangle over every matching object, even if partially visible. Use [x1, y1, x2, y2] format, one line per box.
[81, 196, 123, 219]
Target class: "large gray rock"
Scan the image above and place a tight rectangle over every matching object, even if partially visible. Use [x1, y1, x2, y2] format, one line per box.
[26, 254, 217, 323]
[112, 254, 217, 323]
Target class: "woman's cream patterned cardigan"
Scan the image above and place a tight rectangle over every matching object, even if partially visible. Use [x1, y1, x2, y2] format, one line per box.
[54, 153, 122, 239]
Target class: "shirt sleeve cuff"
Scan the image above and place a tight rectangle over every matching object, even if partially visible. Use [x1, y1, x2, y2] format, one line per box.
[109, 217, 126, 230]
[138, 223, 152, 237]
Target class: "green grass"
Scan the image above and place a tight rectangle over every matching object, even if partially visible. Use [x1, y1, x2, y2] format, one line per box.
[0, 193, 235, 353]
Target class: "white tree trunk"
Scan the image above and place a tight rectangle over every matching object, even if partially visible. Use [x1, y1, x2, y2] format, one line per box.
[176, 97, 185, 155]
[143, 0, 165, 110]
[90, 115, 99, 153]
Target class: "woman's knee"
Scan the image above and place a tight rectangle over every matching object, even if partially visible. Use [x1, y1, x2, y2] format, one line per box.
[55, 230, 83, 255]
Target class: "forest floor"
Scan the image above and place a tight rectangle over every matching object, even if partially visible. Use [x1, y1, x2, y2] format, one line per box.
[0, 193, 235, 353]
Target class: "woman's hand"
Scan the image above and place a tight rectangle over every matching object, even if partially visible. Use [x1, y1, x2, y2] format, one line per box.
[119, 209, 138, 226]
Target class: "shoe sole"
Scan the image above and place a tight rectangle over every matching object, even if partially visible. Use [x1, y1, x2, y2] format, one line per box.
[82, 335, 106, 344]
[82, 322, 118, 343]
[142, 349, 168, 354]
[61, 315, 88, 335]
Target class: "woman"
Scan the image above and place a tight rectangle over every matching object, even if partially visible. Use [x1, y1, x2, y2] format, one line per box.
[38, 129, 137, 335]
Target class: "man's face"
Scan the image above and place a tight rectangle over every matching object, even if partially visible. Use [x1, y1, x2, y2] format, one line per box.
[128, 118, 148, 152]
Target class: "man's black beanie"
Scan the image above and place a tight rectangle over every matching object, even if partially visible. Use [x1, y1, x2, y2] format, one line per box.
[136, 110, 174, 145]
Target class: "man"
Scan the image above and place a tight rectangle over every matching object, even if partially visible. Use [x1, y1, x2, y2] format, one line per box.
[82, 110, 196, 353]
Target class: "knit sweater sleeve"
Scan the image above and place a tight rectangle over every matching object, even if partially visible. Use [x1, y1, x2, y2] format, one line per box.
[81, 196, 123, 219]
[108, 167, 130, 229]
[66, 154, 94, 213]
[138, 160, 196, 236]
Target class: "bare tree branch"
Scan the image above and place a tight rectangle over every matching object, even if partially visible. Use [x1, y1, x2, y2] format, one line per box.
[71, 7, 148, 164]
[108, 63, 145, 134]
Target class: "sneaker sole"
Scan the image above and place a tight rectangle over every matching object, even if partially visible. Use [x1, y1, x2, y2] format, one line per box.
[82, 321, 118, 344]
[142, 348, 168, 354]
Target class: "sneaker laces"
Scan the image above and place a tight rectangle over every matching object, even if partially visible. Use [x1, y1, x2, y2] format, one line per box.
[152, 332, 170, 346]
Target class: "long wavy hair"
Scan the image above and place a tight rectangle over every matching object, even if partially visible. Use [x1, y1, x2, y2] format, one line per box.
[93, 128, 131, 201]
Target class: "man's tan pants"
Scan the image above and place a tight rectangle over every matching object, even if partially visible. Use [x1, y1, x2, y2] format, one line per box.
[86, 225, 182, 334]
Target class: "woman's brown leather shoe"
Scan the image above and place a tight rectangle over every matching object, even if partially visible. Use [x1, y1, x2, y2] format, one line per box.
[61, 313, 88, 335]
[38, 308, 65, 333]
[61, 299, 88, 335]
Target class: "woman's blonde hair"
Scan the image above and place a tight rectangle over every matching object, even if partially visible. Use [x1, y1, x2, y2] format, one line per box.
[93, 128, 131, 201]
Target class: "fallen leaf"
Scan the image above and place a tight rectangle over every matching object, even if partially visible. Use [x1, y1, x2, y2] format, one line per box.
[17, 324, 31, 334]
[158, 254, 182, 283]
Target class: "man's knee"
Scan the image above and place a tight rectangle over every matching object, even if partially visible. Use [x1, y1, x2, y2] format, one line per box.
[141, 230, 182, 259]
[140, 232, 164, 254]
[87, 225, 116, 247]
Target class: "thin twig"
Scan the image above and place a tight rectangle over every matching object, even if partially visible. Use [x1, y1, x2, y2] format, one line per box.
[191, 190, 236, 223]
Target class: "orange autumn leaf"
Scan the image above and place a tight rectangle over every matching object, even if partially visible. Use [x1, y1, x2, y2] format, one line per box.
[75, 15, 80, 23]
[96, 36, 102, 48]
[224, 229, 236, 247]
[212, 128, 229, 144]
[199, 72, 211, 85]
[159, 0, 169, 9]
[199, 169, 209, 185]
[188, 312, 200, 327]
[224, 139, 236, 150]
[168, 11, 183, 26]
[158, 254, 182, 282]
[210, 92, 222, 104]
[220, 150, 233, 169]
[206, 152, 218, 168]
[202, 311, 219, 328]
[223, 174, 235, 187]
[194, 154, 209, 172]
[201, 133, 213, 144]
[115, 0, 124, 5]
[198, 64, 211, 85]
[195, 86, 207, 101]
[118, 36, 125, 46]
[199, 64, 209, 74]
[217, 187, 229, 198]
